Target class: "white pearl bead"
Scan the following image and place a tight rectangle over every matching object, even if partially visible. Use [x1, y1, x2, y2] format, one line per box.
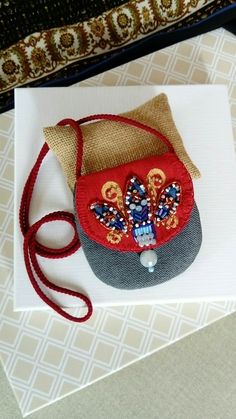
[140, 250, 157, 273]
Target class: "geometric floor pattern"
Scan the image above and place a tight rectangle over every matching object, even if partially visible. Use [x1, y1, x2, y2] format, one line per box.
[0, 27, 236, 416]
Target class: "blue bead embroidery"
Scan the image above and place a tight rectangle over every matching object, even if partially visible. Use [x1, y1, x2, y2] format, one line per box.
[91, 203, 128, 233]
[156, 182, 180, 222]
[125, 176, 156, 247]
[90, 176, 181, 248]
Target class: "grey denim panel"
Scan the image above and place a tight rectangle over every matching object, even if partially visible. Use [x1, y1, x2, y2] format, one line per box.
[75, 203, 202, 290]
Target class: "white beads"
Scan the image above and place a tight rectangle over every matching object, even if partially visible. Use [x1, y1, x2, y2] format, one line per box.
[140, 250, 158, 273]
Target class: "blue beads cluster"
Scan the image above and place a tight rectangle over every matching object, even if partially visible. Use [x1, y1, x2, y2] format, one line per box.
[156, 183, 180, 222]
[90, 203, 127, 233]
[125, 176, 156, 247]
[90, 176, 181, 249]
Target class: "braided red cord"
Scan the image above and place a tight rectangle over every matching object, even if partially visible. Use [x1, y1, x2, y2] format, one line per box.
[19, 122, 93, 323]
[20, 113, 175, 323]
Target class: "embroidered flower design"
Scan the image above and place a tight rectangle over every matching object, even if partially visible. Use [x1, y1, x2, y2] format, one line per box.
[2, 59, 17, 75]
[60, 33, 74, 48]
[31, 48, 48, 68]
[117, 13, 129, 29]
[90, 173, 181, 248]
[142, 7, 150, 23]
[161, 0, 172, 8]
[90, 19, 105, 37]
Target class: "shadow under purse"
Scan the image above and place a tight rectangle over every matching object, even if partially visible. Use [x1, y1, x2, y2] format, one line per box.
[20, 98, 202, 323]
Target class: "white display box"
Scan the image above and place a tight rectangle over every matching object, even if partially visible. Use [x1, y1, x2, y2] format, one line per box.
[14, 85, 236, 311]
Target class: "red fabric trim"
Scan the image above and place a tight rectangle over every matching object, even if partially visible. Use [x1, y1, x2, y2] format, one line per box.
[76, 153, 194, 252]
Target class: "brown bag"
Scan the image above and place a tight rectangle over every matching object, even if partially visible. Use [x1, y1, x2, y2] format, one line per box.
[44, 93, 200, 190]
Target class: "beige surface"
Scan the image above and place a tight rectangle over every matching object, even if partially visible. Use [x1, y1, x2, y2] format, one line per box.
[0, 27, 236, 416]
[1, 312, 236, 419]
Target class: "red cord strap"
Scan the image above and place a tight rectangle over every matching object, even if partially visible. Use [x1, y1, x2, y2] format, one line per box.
[20, 114, 175, 322]
[20, 122, 93, 323]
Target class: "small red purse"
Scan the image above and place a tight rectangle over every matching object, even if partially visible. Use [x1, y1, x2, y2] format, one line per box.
[20, 114, 201, 323]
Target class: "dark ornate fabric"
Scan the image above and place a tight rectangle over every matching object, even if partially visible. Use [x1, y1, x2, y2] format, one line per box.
[0, 0, 128, 50]
[0, 0, 235, 113]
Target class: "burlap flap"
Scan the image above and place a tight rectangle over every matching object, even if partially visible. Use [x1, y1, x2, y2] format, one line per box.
[44, 93, 200, 191]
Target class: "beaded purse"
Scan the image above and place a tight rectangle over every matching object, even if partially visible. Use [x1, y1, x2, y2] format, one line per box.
[20, 114, 202, 322]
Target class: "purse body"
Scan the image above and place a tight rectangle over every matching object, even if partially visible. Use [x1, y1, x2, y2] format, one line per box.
[75, 152, 202, 289]
[76, 204, 201, 289]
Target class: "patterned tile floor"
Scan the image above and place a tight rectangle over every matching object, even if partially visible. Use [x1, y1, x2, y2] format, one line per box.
[0, 28, 236, 416]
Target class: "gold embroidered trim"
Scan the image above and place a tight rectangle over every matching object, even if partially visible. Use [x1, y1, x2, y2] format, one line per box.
[101, 181, 124, 213]
[0, 0, 211, 92]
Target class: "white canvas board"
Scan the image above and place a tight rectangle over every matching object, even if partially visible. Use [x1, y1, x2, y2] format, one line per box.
[14, 85, 236, 311]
